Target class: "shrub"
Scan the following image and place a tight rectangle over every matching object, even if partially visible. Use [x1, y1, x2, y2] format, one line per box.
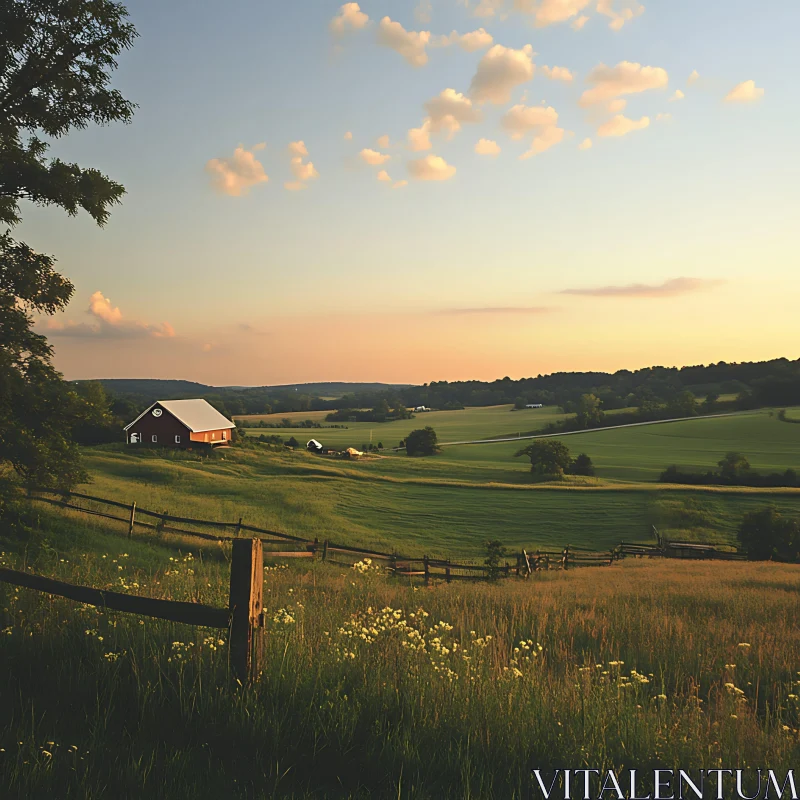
[738, 508, 800, 562]
[568, 453, 595, 477]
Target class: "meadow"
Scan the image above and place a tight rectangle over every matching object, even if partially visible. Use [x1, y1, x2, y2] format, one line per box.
[3, 514, 800, 798]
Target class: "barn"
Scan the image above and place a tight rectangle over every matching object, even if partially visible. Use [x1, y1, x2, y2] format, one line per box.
[124, 399, 235, 448]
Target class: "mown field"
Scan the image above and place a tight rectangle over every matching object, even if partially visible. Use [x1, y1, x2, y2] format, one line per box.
[3, 514, 800, 798]
[70, 407, 800, 557]
[234, 404, 570, 449]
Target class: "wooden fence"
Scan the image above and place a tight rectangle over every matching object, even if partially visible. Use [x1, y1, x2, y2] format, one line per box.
[25, 488, 748, 585]
[0, 538, 265, 684]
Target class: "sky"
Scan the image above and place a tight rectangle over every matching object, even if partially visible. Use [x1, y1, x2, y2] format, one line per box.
[23, 0, 800, 386]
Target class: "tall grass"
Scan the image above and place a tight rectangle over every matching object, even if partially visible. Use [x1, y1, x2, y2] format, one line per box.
[3, 514, 800, 798]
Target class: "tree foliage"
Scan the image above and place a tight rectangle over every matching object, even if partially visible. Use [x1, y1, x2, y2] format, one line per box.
[0, 0, 137, 491]
[738, 508, 800, 562]
[405, 427, 438, 457]
[515, 440, 572, 477]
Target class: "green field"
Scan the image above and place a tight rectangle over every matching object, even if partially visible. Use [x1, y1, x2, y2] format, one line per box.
[71, 408, 800, 558]
[235, 404, 569, 449]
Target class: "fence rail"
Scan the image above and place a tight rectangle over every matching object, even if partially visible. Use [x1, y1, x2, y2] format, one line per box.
[26, 488, 749, 583]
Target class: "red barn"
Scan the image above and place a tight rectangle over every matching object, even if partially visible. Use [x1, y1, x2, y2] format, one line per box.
[124, 399, 235, 448]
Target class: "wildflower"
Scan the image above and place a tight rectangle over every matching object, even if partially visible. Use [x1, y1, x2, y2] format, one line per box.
[738, 643, 751, 649]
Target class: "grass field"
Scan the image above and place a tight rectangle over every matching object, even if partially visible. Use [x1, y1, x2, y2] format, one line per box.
[235, 404, 570, 449]
[3, 519, 800, 798]
[68, 406, 800, 557]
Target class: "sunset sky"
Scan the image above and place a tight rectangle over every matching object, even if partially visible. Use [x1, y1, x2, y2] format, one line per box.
[25, 0, 799, 386]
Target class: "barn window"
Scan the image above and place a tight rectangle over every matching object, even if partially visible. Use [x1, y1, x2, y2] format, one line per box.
[175, 435, 181, 443]
[204, 433, 209, 442]
[151, 435, 158, 443]
[222, 431, 227, 440]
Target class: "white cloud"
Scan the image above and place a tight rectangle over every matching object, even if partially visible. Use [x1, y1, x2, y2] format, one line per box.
[47, 291, 175, 339]
[541, 65, 574, 82]
[521, 125, 565, 158]
[470, 44, 536, 105]
[501, 103, 559, 140]
[475, 138, 501, 155]
[434, 28, 494, 51]
[669, 89, 684, 102]
[344, 131, 353, 141]
[408, 119, 432, 151]
[377, 170, 392, 182]
[597, 114, 650, 137]
[472, 0, 505, 18]
[330, 3, 369, 35]
[607, 98, 627, 113]
[725, 80, 764, 103]
[205, 145, 268, 197]
[377, 17, 431, 67]
[687, 69, 700, 85]
[360, 148, 391, 165]
[596, 0, 645, 31]
[515, 0, 592, 27]
[393, 180, 408, 188]
[424, 88, 482, 136]
[291, 158, 319, 181]
[578, 137, 592, 150]
[284, 181, 308, 191]
[377, 134, 390, 148]
[288, 140, 309, 158]
[580, 61, 669, 107]
[571, 14, 589, 29]
[408, 154, 457, 181]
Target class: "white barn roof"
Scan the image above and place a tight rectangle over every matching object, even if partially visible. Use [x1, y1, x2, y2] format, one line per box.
[124, 399, 235, 432]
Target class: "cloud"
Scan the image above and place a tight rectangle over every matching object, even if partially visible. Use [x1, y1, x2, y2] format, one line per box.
[377, 169, 392, 182]
[578, 137, 592, 150]
[669, 89, 684, 102]
[408, 154, 457, 181]
[725, 80, 764, 103]
[560, 277, 723, 298]
[470, 44, 535, 105]
[344, 131, 353, 140]
[286, 141, 318, 190]
[687, 69, 700, 85]
[377, 17, 431, 67]
[360, 148, 391, 165]
[284, 181, 308, 191]
[205, 145, 268, 197]
[435, 306, 554, 315]
[424, 88, 482, 136]
[291, 158, 319, 181]
[434, 28, 494, 51]
[515, 0, 592, 27]
[607, 98, 627, 113]
[656, 112, 672, 122]
[501, 104, 559, 140]
[521, 125, 565, 158]
[393, 179, 408, 189]
[408, 119, 432, 151]
[579, 61, 669, 107]
[472, 0, 505, 18]
[596, 0, 645, 31]
[597, 114, 650, 137]
[475, 138, 501, 155]
[288, 140, 309, 158]
[47, 291, 176, 339]
[541, 65, 574, 82]
[330, 3, 369, 35]
[377, 134, 390, 148]
[571, 14, 589, 29]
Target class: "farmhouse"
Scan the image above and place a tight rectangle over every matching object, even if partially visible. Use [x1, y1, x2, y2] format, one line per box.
[525, 403, 544, 409]
[307, 439, 323, 453]
[414, 406, 431, 412]
[124, 399, 235, 448]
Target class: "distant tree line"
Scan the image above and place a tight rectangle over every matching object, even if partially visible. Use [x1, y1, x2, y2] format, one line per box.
[660, 452, 799, 489]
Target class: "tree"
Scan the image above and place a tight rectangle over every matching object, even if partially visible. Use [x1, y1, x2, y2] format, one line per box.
[286, 436, 299, 448]
[718, 452, 750, 482]
[568, 453, 595, 477]
[667, 390, 698, 418]
[1, 1, 137, 493]
[405, 427, 438, 456]
[738, 508, 800, 562]
[484, 539, 506, 581]
[515, 440, 572, 477]
[575, 394, 603, 429]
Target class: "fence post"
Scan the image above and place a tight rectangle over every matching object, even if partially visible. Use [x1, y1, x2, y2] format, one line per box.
[445, 564, 451, 584]
[423, 555, 430, 587]
[322, 540, 329, 562]
[504, 563, 510, 579]
[228, 538, 264, 685]
[128, 501, 136, 538]
[234, 517, 243, 538]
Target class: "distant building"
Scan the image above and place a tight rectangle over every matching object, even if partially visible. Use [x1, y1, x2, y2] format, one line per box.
[525, 403, 544, 409]
[414, 406, 431, 412]
[307, 439, 323, 453]
[124, 399, 234, 448]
